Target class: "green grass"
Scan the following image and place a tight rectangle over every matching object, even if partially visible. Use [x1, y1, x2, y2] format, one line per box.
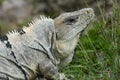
[62, 2, 120, 80]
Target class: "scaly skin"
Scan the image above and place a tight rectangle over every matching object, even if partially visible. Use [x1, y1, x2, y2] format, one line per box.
[0, 8, 95, 80]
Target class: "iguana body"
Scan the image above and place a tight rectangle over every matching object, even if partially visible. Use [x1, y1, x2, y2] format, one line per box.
[0, 8, 95, 80]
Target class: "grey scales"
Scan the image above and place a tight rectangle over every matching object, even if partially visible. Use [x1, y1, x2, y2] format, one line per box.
[0, 8, 95, 80]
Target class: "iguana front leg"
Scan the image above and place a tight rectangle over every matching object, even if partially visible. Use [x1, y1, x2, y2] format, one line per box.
[37, 59, 65, 80]
[58, 53, 74, 69]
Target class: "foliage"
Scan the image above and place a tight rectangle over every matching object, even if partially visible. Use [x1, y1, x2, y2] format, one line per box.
[0, 0, 4, 5]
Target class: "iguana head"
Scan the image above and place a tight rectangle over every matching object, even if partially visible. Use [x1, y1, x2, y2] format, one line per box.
[54, 8, 95, 59]
[54, 8, 95, 40]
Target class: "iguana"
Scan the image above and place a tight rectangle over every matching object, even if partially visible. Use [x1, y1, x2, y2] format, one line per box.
[0, 8, 95, 80]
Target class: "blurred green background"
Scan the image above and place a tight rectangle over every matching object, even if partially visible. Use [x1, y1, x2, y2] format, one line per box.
[0, 0, 120, 80]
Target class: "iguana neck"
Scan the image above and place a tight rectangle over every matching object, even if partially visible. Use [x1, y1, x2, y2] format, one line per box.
[54, 34, 80, 59]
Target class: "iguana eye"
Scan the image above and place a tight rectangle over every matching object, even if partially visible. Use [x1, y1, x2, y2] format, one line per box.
[63, 16, 79, 25]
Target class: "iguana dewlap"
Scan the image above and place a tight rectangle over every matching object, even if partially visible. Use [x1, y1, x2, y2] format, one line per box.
[0, 8, 95, 80]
